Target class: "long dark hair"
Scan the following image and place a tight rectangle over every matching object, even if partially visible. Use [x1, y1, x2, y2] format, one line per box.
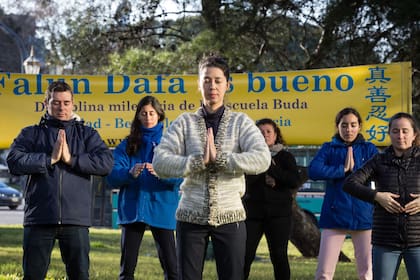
[388, 112, 420, 146]
[256, 118, 285, 145]
[126, 96, 165, 155]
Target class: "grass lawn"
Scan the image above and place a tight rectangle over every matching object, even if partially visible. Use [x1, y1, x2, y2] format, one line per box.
[0, 225, 409, 279]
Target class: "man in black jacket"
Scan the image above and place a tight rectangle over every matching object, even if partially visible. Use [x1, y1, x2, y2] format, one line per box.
[7, 80, 113, 280]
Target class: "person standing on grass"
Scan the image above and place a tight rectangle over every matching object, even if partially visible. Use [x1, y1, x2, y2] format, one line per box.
[152, 53, 271, 280]
[243, 118, 301, 280]
[7, 80, 113, 280]
[309, 107, 378, 280]
[344, 112, 420, 280]
[107, 96, 182, 280]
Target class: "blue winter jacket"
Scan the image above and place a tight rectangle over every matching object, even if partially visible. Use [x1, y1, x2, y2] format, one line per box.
[308, 134, 378, 230]
[107, 123, 181, 230]
[7, 114, 113, 226]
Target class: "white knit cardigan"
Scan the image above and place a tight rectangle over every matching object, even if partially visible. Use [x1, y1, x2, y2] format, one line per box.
[153, 107, 271, 226]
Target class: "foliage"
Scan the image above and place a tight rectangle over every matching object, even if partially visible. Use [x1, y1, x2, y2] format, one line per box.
[2, 0, 419, 71]
[1, 0, 420, 116]
[0, 225, 409, 279]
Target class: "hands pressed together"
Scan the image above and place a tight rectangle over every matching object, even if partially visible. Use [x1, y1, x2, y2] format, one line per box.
[344, 146, 354, 173]
[204, 128, 216, 165]
[51, 129, 71, 165]
[375, 192, 420, 215]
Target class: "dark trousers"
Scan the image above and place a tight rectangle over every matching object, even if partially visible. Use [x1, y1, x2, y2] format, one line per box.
[244, 216, 292, 280]
[176, 221, 246, 280]
[119, 222, 177, 280]
[23, 225, 90, 280]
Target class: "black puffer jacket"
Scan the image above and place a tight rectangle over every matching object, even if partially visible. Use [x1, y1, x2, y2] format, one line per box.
[344, 146, 420, 248]
[7, 115, 113, 226]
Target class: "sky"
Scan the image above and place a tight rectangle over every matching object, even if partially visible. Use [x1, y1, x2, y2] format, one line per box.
[0, 0, 197, 19]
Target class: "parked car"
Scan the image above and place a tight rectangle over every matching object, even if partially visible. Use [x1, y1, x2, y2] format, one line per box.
[0, 181, 23, 210]
[296, 180, 326, 227]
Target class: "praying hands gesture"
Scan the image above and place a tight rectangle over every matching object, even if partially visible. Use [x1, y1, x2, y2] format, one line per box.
[344, 146, 354, 173]
[204, 128, 217, 165]
[51, 129, 71, 165]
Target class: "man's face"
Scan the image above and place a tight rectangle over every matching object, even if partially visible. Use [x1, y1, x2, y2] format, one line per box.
[46, 90, 73, 121]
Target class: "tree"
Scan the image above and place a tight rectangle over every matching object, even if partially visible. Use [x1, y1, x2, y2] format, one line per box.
[303, 0, 420, 118]
[2, 0, 420, 260]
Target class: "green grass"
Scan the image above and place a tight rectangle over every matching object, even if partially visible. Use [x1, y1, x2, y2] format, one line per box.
[0, 225, 409, 279]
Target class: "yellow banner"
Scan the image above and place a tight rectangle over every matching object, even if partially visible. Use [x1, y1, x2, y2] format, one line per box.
[0, 62, 411, 148]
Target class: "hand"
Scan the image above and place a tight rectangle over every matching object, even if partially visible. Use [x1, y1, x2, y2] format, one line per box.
[144, 163, 158, 177]
[344, 146, 354, 173]
[204, 128, 216, 165]
[374, 192, 404, 214]
[265, 174, 276, 188]
[60, 130, 71, 165]
[51, 131, 63, 165]
[404, 194, 420, 215]
[130, 163, 145, 178]
[51, 130, 71, 165]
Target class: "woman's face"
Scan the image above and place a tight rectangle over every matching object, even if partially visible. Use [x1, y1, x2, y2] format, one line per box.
[389, 117, 417, 155]
[138, 104, 159, 128]
[337, 113, 360, 143]
[259, 124, 277, 147]
[199, 66, 229, 111]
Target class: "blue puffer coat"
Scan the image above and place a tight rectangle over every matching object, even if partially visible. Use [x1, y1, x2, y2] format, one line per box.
[7, 114, 113, 226]
[107, 123, 181, 230]
[308, 134, 378, 230]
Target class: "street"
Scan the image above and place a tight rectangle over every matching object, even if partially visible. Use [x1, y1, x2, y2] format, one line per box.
[0, 202, 23, 225]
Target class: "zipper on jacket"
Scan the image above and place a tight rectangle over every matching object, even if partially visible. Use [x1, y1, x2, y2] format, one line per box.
[58, 168, 63, 224]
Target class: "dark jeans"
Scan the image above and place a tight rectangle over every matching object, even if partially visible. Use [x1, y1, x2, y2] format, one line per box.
[176, 221, 246, 280]
[119, 222, 177, 280]
[244, 216, 292, 280]
[23, 225, 90, 280]
[373, 244, 420, 280]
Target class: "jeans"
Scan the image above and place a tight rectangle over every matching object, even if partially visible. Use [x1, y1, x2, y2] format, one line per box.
[176, 221, 246, 280]
[372, 245, 420, 280]
[23, 225, 90, 280]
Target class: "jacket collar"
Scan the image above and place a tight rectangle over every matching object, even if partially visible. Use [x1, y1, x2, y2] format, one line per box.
[331, 133, 365, 146]
[39, 113, 83, 128]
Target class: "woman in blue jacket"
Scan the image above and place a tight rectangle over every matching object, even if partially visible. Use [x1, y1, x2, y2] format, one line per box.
[309, 107, 378, 280]
[107, 96, 181, 280]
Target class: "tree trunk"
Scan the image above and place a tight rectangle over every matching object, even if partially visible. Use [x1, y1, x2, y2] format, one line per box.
[290, 166, 351, 262]
[290, 196, 351, 262]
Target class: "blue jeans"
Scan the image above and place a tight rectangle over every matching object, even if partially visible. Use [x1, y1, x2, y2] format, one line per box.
[372, 245, 420, 280]
[23, 225, 90, 280]
[176, 221, 246, 280]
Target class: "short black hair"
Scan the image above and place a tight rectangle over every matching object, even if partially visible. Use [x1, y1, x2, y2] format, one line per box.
[198, 54, 230, 81]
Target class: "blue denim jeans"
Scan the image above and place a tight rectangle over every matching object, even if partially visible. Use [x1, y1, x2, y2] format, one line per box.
[372, 245, 420, 280]
[23, 225, 90, 280]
